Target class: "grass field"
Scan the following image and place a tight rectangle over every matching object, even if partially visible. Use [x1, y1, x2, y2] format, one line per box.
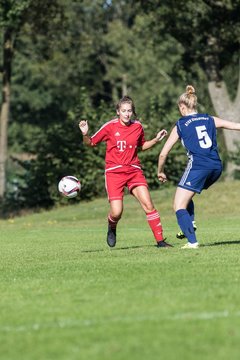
[1, 180, 240, 360]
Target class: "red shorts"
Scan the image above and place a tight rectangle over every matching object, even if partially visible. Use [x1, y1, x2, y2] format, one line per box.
[105, 168, 148, 201]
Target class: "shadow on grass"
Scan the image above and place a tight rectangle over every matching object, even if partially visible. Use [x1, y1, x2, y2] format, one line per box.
[202, 240, 240, 247]
[81, 244, 153, 253]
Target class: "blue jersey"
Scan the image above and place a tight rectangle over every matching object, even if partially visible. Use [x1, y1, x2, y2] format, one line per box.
[176, 113, 222, 170]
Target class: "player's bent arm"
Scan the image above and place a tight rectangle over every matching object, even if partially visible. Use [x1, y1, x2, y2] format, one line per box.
[82, 134, 93, 146]
[141, 129, 168, 151]
[79, 120, 95, 147]
[214, 117, 240, 131]
[141, 138, 158, 151]
[158, 126, 179, 174]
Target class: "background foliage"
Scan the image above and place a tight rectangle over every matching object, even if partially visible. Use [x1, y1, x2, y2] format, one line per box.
[0, 0, 239, 214]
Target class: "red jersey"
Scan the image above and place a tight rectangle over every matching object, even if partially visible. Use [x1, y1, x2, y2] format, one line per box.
[90, 119, 145, 172]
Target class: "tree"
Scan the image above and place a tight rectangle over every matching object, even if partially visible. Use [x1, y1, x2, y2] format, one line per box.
[3, 0, 217, 211]
[140, 0, 240, 176]
[4, 90, 109, 212]
[0, 0, 63, 198]
[102, 15, 184, 107]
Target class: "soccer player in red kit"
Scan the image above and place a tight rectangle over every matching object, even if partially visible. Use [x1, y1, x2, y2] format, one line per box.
[79, 96, 172, 248]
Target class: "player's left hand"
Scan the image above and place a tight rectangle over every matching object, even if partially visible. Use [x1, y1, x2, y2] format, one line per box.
[156, 129, 168, 142]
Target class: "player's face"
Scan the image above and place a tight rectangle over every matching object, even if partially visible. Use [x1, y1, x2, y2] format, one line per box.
[118, 103, 133, 125]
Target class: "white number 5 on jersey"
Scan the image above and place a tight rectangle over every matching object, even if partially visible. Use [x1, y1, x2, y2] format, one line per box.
[195, 125, 212, 148]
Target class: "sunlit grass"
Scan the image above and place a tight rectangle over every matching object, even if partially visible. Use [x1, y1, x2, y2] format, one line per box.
[1, 180, 240, 359]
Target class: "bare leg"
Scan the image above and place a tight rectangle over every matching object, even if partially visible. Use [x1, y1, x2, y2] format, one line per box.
[132, 186, 172, 247]
[131, 186, 154, 213]
[109, 199, 123, 220]
[173, 187, 195, 211]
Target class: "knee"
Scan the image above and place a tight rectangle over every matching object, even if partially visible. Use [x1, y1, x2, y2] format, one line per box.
[144, 203, 155, 214]
[173, 202, 178, 213]
[110, 211, 122, 221]
[173, 199, 185, 213]
[174, 204, 183, 213]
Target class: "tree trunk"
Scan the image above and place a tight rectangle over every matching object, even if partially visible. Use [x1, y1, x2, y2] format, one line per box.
[0, 29, 13, 198]
[208, 77, 240, 179]
[121, 74, 128, 97]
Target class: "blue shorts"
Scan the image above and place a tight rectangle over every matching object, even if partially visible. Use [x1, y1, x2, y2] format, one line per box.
[178, 168, 222, 194]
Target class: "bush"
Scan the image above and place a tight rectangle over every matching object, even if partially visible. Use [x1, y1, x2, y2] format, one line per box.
[3, 95, 187, 213]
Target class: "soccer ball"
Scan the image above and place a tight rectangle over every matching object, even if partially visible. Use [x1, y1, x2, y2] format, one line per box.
[58, 176, 81, 198]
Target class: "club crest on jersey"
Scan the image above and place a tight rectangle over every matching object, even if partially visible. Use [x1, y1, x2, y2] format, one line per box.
[117, 140, 126, 152]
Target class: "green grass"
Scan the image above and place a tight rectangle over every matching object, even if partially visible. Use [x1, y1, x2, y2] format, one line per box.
[1, 180, 240, 360]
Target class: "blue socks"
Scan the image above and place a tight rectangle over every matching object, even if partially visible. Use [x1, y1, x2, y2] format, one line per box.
[187, 200, 195, 222]
[176, 209, 197, 244]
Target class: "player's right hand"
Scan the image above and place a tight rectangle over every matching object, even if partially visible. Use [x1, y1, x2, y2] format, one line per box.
[158, 172, 167, 183]
[79, 120, 89, 135]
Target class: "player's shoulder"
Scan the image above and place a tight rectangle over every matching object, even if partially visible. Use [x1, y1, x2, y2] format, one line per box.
[105, 118, 119, 125]
[131, 119, 143, 128]
[99, 118, 118, 129]
[195, 113, 211, 119]
[194, 113, 215, 125]
[177, 113, 211, 123]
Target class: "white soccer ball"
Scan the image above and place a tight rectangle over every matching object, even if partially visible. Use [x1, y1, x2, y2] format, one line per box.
[58, 176, 81, 198]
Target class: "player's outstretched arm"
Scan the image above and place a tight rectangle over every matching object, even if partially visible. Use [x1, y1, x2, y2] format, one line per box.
[157, 126, 179, 182]
[214, 117, 240, 131]
[79, 120, 92, 146]
[141, 129, 168, 151]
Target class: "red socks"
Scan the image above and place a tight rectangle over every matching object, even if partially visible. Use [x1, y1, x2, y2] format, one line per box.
[108, 211, 163, 242]
[146, 210, 164, 242]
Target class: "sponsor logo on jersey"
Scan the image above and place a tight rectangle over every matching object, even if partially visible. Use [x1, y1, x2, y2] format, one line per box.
[115, 132, 120, 136]
[117, 140, 127, 152]
[186, 181, 191, 186]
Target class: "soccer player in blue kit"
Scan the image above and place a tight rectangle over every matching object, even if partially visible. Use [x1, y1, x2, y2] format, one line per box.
[157, 85, 240, 249]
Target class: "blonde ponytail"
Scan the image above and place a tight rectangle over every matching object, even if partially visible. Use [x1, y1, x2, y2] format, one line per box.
[178, 85, 197, 110]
